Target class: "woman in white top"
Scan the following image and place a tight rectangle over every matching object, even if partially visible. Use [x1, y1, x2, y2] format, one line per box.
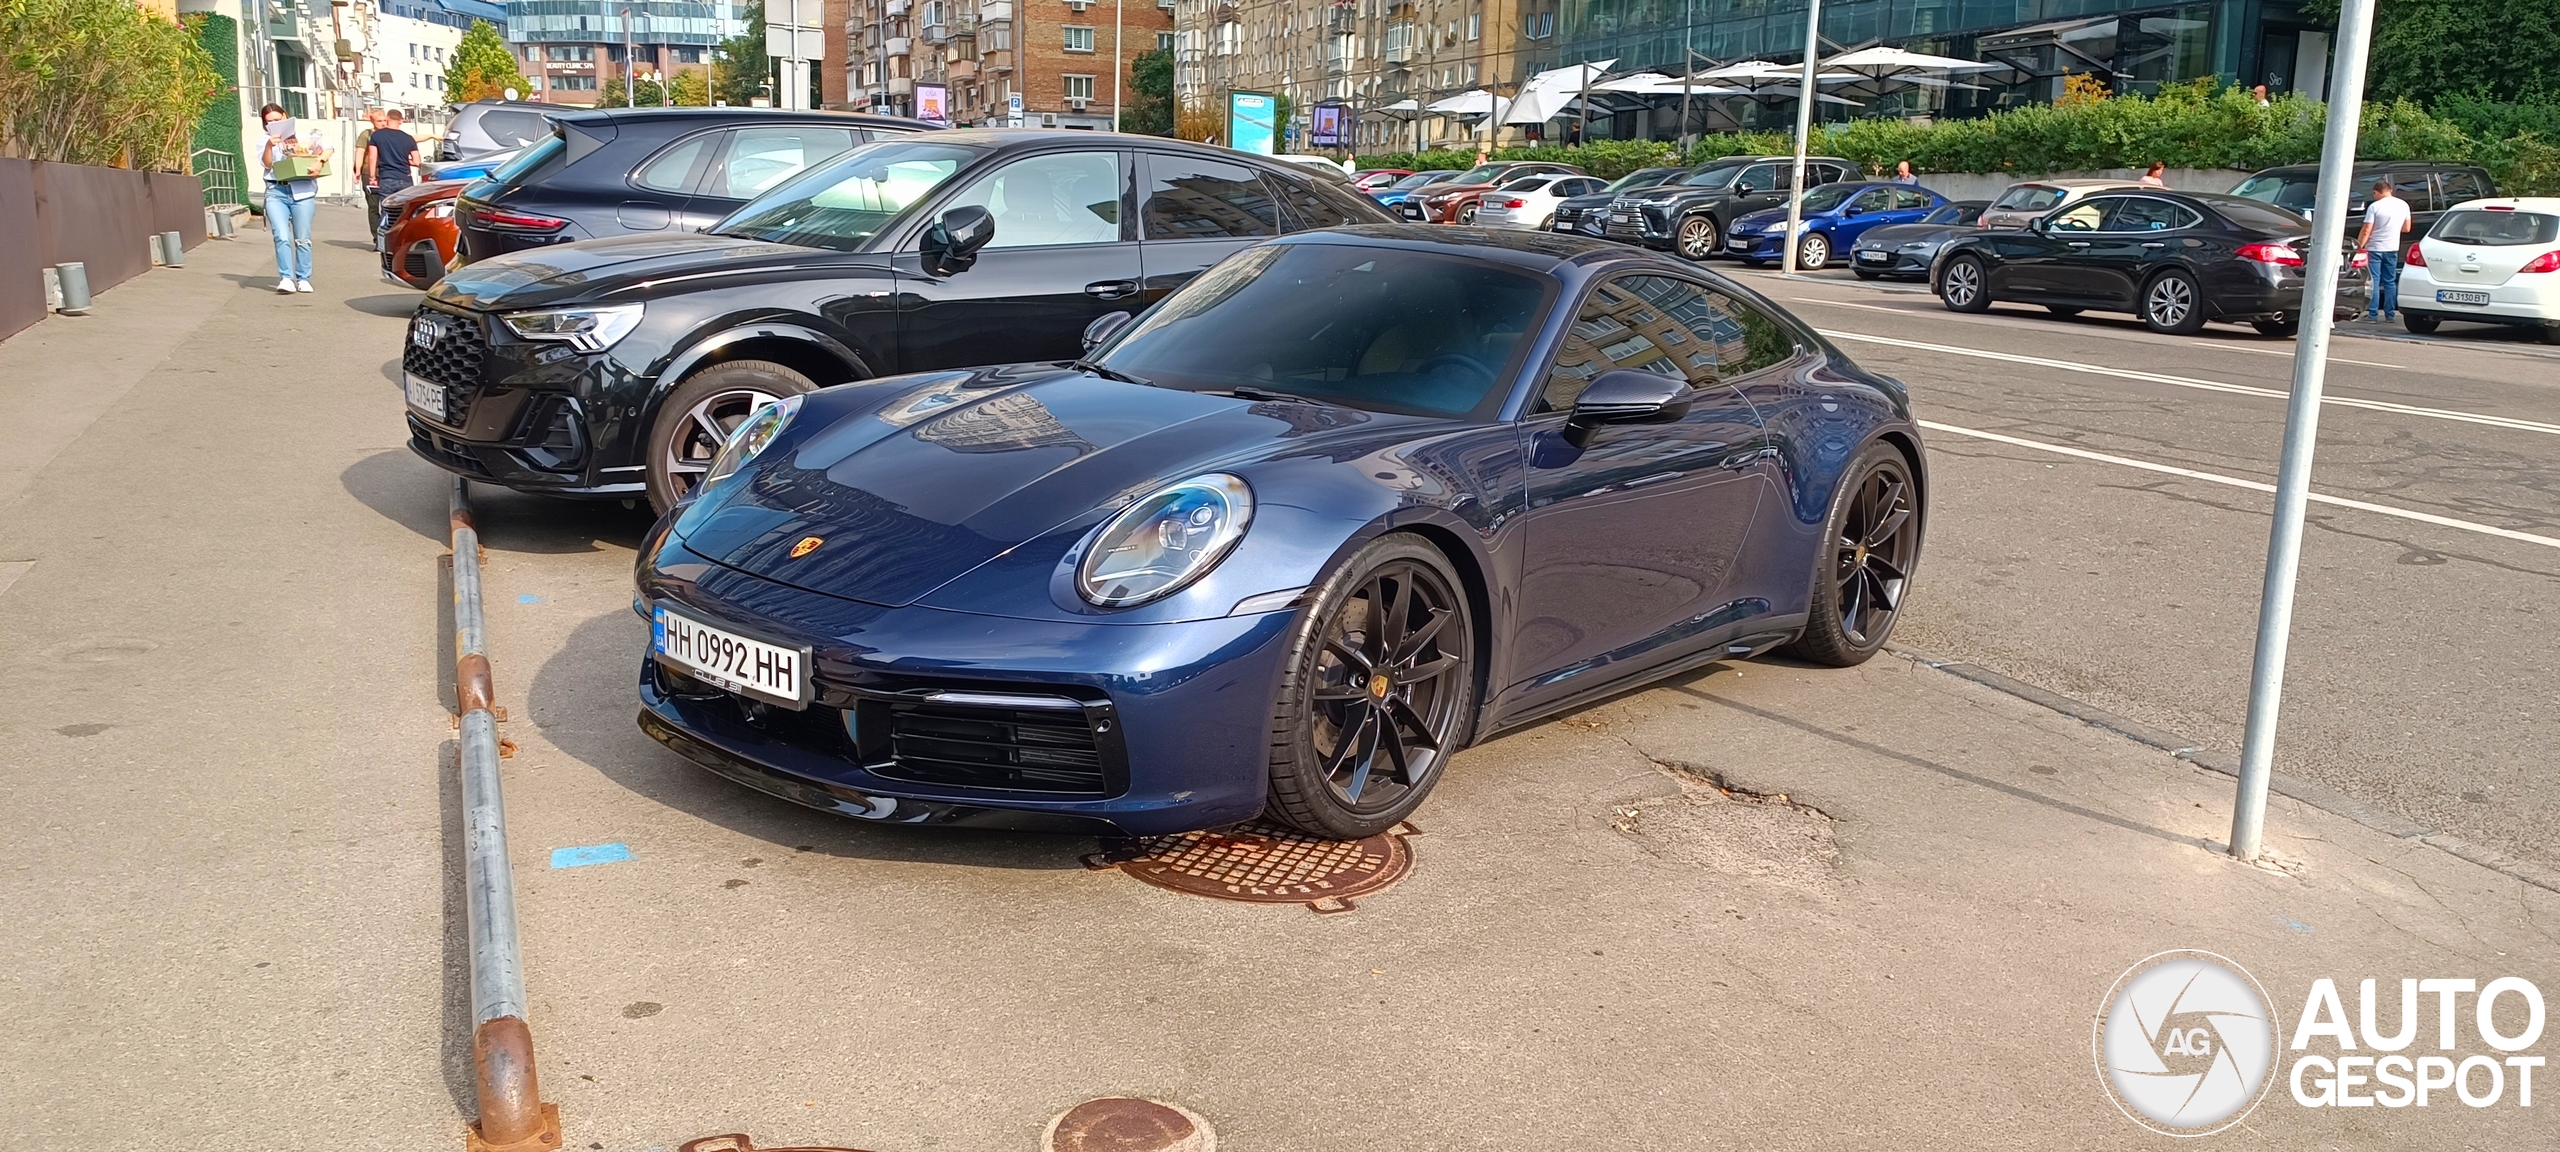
[258, 103, 334, 294]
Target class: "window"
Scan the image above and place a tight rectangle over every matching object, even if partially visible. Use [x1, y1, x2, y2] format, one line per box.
[633, 132, 716, 193]
[1991, 183, 2067, 212]
[1063, 24, 1093, 51]
[1467, 11, 1479, 38]
[945, 151, 1123, 248]
[1267, 173, 1370, 230]
[408, 43, 418, 58]
[1157, 30, 1173, 50]
[1849, 187, 1893, 214]
[2437, 169, 2487, 203]
[1892, 188, 1933, 210]
[1140, 154, 1275, 239]
[551, 74, 598, 91]
[2429, 209, 2560, 246]
[1524, 10, 1553, 38]
[546, 44, 592, 62]
[710, 126, 863, 199]
[985, 23, 1009, 49]
[1542, 277, 1790, 412]
[1733, 164, 1781, 193]
[2048, 201, 2107, 231]
[714, 140, 986, 251]
[2102, 196, 2199, 231]
[1064, 74, 1095, 100]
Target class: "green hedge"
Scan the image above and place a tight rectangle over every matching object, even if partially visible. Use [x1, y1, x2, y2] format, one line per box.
[1360, 82, 2560, 196]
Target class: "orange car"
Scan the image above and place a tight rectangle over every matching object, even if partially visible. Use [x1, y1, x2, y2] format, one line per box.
[378, 178, 469, 289]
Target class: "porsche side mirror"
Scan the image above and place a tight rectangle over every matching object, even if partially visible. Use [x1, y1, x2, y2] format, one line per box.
[1564, 370, 1693, 448]
[923, 205, 994, 275]
[1082, 310, 1133, 352]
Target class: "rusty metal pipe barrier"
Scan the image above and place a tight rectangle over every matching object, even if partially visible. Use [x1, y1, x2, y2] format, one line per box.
[451, 479, 564, 1152]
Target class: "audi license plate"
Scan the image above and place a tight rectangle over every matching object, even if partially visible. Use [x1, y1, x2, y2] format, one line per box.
[653, 607, 810, 708]
[404, 372, 446, 422]
[2436, 289, 2491, 307]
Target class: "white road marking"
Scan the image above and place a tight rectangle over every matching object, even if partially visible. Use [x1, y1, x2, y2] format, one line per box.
[1829, 331, 2560, 439]
[1917, 419, 2560, 551]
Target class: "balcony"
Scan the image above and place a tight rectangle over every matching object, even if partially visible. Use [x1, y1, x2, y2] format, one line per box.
[948, 59, 977, 79]
[922, 21, 947, 42]
[886, 36, 912, 55]
[889, 76, 915, 94]
[977, 0, 1009, 19]
[955, 13, 977, 31]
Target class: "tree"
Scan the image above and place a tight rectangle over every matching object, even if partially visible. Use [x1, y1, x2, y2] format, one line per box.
[598, 75, 665, 107]
[2301, 0, 2560, 104]
[1120, 47, 1174, 135]
[2, 0, 219, 168]
[446, 19, 529, 103]
[713, 0, 771, 107]
[669, 68, 710, 107]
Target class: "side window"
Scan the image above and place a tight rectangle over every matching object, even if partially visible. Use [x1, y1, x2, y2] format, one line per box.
[2103, 197, 2194, 231]
[2389, 169, 2437, 212]
[2049, 199, 2110, 232]
[632, 131, 716, 194]
[1735, 163, 1779, 193]
[710, 126, 860, 199]
[1139, 153, 1277, 239]
[1267, 173, 1362, 230]
[1851, 187, 1894, 213]
[942, 150, 1124, 248]
[1540, 276, 1798, 413]
[1894, 188, 1934, 210]
[2437, 169, 2486, 202]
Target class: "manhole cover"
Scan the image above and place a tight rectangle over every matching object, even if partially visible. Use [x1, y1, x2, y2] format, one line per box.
[1085, 820, 1416, 913]
[1044, 1097, 1215, 1152]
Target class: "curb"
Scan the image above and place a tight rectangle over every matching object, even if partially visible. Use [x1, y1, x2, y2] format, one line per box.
[1886, 646, 2560, 897]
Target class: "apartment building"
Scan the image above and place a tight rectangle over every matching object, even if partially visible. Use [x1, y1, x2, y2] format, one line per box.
[1172, 0, 1515, 151]
[845, 0, 1167, 128]
[505, 0, 726, 107]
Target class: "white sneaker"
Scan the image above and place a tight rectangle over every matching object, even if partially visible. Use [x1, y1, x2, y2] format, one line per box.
[294, 280, 313, 293]
[276, 277, 295, 293]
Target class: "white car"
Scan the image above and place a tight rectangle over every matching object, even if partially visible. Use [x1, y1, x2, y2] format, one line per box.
[2398, 197, 2560, 342]
[1473, 173, 1611, 230]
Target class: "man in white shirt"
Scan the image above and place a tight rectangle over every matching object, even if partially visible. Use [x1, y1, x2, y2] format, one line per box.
[2357, 178, 2413, 322]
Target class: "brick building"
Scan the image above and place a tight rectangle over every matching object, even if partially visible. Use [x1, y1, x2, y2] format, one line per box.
[1172, 0, 1517, 151]
[840, 0, 1166, 128]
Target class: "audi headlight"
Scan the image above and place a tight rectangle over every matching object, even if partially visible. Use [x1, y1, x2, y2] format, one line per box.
[501, 303, 643, 352]
[1077, 474, 1254, 608]
[700, 393, 802, 490]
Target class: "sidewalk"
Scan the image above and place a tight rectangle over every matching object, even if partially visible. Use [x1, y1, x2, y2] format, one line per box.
[0, 208, 2548, 1150]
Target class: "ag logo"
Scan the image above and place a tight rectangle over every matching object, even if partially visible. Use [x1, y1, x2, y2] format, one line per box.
[2095, 951, 2278, 1135]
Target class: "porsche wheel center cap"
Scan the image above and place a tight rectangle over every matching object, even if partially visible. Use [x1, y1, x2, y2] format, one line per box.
[1367, 672, 1392, 700]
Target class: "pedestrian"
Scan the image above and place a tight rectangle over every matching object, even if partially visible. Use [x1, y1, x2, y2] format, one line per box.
[2139, 161, 2167, 187]
[1892, 160, 1919, 185]
[2357, 177, 2413, 322]
[365, 109, 422, 235]
[258, 103, 332, 294]
[2252, 84, 2271, 107]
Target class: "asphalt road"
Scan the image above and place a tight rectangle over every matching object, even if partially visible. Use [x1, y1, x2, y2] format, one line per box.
[1723, 262, 2560, 872]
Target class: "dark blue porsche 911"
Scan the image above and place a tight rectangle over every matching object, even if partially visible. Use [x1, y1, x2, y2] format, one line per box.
[633, 225, 1926, 839]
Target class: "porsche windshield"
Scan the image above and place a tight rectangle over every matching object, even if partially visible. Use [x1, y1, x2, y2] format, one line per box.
[712, 140, 989, 251]
[1096, 243, 1550, 419]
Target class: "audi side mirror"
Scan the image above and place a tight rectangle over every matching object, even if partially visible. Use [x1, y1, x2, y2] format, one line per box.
[922, 205, 994, 275]
[1564, 370, 1693, 448]
[1082, 310, 1133, 352]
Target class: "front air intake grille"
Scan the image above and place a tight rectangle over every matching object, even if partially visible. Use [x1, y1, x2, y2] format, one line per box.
[869, 696, 1117, 795]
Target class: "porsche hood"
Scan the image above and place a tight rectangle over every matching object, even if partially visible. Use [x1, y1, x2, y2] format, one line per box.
[669, 367, 1372, 608]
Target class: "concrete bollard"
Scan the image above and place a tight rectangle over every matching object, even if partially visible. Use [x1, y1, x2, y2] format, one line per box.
[162, 231, 187, 267]
[55, 263, 91, 314]
[212, 209, 238, 240]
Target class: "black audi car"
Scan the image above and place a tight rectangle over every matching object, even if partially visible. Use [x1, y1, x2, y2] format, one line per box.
[403, 130, 1394, 511]
[1933, 189, 2367, 335]
[1548, 166, 1685, 238]
[1604, 155, 1863, 260]
[1847, 199, 1986, 280]
[453, 107, 933, 265]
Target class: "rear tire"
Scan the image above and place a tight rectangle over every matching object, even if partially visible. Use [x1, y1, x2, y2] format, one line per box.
[2140, 270, 2207, 335]
[644, 360, 817, 514]
[1782, 442, 1922, 668]
[2401, 312, 2440, 334]
[1938, 255, 1991, 312]
[1457, 202, 1478, 225]
[1265, 535, 1476, 839]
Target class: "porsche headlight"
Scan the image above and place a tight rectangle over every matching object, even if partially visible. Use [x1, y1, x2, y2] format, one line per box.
[501, 303, 643, 352]
[700, 393, 802, 490]
[1077, 473, 1254, 608]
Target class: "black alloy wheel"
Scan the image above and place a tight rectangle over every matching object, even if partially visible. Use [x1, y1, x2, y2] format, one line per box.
[1265, 536, 1475, 839]
[643, 359, 817, 513]
[1784, 443, 1921, 667]
[2141, 270, 2206, 334]
[1939, 255, 1991, 312]
[1677, 215, 1720, 260]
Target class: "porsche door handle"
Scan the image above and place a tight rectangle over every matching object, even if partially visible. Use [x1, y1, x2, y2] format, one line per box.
[2066, 240, 2091, 247]
[1084, 279, 1139, 300]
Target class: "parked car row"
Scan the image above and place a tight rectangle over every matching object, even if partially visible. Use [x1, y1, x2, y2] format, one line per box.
[401, 127, 1937, 841]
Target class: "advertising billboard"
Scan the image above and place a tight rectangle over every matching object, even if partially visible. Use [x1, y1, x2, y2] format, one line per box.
[915, 84, 949, 125]
[1227, 91, 1277, 155]
[1310, 104, 1344, 147]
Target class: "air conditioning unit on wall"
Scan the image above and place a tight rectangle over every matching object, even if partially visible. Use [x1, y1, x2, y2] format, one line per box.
[1067, 96, 1087, 110]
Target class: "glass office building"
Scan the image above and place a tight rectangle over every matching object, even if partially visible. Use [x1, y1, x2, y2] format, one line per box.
[505, 0, 726, 49]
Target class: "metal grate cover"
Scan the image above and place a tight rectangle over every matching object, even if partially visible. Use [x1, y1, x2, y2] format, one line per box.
[1086, 820, 1416, 914]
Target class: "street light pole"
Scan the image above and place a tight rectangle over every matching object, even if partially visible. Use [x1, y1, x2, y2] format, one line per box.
[1780, 0, 1819, 275]
[1111, 0, 1123, 129]
[2229, 0, 2381, 863]
[622, 6, 636, 106]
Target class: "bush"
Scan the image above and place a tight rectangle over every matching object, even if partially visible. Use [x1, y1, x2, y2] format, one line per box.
[2, 0, 221, 170]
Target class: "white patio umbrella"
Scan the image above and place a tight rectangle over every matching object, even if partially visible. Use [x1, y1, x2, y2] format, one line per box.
[1504, 59, 1618, 125]
[1819, 44, 2002, 104]
[1425, 89, 1506, 118]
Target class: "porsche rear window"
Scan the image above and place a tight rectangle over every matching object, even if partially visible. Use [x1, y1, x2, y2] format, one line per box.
[2431, 209, 2560, 246]
[1098, 243, 1551, 418]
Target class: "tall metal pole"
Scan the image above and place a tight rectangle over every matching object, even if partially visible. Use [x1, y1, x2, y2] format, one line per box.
[1111, 0, 1123, 128]
[623, 6, 636, 106]
[2229, 0, 2379, 862]
[1780, 0, 1819, 275]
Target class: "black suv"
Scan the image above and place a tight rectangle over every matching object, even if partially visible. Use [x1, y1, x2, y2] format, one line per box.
[403, 130, 1395, 511]
[1604, 155, 1863, 259]
[2230, 161, 2498, 246]
[455, 107, 932, 265]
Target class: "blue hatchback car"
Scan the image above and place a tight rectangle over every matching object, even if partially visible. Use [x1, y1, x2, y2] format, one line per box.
[1727, 182, 1948, 269]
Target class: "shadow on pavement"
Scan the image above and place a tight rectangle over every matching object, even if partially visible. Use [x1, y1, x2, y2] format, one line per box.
[340, 449, 660, 554]
[342, 449, 453, 543]
[347, 293, 420, 318]
[529, 610, 1100, 870]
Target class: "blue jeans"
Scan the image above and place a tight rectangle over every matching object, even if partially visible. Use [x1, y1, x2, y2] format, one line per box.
[2365, 250, 2401, 319]
[264, 185, 317, 282]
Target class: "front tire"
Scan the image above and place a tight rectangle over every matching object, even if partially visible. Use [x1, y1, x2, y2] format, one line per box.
[644, 360, 817, 513]
[1939, 255, 1991, 312]
[1796, 232, 1831, 270]
[1783, 442, 1921, 668]
[1265, 535, 1475, 839]
[1676, 215, 1720, 260]
[1457, 202, 1478, 225]
[2141, 270, 2207, 335]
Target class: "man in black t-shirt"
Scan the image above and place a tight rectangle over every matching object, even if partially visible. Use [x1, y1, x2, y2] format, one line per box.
[365, 110, 421, 233]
